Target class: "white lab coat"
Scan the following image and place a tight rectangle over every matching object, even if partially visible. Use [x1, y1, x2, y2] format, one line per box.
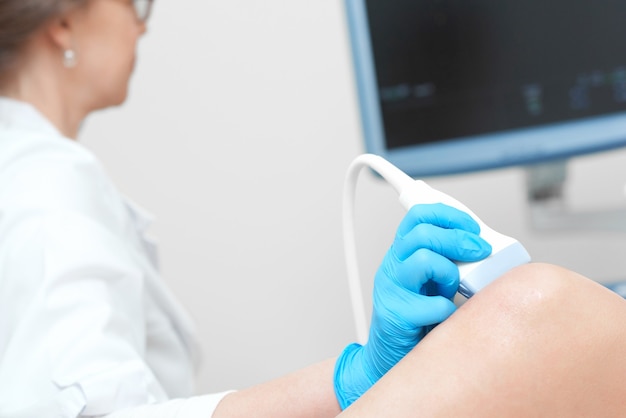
[0, 98, 231, 417]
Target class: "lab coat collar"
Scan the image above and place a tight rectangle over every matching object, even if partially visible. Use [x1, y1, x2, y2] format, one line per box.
[122, 196, 204, 370]
[0, 97, 64, 139]
[123, 197, 156, 234]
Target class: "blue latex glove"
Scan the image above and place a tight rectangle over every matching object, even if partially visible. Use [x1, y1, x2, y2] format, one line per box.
[334, 203, 492, 409]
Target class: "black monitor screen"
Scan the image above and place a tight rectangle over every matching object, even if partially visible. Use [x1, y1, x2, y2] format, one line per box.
[366, 0, 626, 150]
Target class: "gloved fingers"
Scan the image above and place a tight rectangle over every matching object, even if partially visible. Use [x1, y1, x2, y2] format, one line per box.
[390, 248, 460, 299]
[409, 294, 457, 326]
[397, 203, 481, 238]
[393, 222, 492, 262]
[374, 286, 458, 328]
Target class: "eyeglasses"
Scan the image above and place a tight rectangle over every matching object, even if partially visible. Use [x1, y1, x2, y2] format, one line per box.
[132, 0, 154, 23]
[109, 0, 154, 22]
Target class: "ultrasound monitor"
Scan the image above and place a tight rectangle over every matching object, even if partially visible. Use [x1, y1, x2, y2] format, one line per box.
[344, 0, 626, 177]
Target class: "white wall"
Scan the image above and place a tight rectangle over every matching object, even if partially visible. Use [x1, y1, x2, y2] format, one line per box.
[80, 1, 626, 395]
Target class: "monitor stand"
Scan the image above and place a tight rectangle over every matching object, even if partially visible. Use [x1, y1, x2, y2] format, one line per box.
[525, 159, 626, 295]
[525, 159, 626, 233]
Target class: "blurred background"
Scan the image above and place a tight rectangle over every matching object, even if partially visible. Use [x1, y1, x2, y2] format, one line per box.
[80, 0, 626, 394]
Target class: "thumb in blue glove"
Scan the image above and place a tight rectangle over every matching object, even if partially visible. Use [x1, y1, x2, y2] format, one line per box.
[334, 203, 492, 409]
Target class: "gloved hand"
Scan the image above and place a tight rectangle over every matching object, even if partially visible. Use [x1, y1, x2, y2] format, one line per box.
[334, 203, 492, 409]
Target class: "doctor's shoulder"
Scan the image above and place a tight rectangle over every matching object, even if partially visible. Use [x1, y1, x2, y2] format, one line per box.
[0, 128, 131, 233]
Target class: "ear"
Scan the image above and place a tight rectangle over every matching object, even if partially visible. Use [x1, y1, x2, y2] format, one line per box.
[44, 8, 81, 51]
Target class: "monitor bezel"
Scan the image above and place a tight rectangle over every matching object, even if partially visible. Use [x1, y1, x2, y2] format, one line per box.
[345, 0, 626, 178]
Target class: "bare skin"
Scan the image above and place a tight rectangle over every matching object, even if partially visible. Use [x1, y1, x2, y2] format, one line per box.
[2, 2, 344, 416]
[5, 3, 626, 416]
[212, 359, 340, 418]
[340, 263, 626, 417]
[211, 262, 626, 417]
[0, 0, 145, 139]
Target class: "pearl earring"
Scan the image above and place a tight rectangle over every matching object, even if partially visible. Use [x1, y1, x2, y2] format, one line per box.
[63, 49, 77, 68]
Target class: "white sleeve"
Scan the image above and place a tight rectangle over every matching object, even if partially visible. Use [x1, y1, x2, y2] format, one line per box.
[102, 392, 235, 418]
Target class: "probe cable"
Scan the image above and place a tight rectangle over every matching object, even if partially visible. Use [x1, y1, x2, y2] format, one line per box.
[342, 154, 415, 345]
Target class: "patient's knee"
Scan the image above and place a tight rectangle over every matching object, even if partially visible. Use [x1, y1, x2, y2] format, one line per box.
[494, 262, 618, 305]
[449, 263, 626, 415]
[459, 262, 626, 340]
[475, 263, 597, 310]
[460, 263, 566, 319]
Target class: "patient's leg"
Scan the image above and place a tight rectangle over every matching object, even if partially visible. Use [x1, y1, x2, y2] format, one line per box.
[340, 263, 626, 417]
